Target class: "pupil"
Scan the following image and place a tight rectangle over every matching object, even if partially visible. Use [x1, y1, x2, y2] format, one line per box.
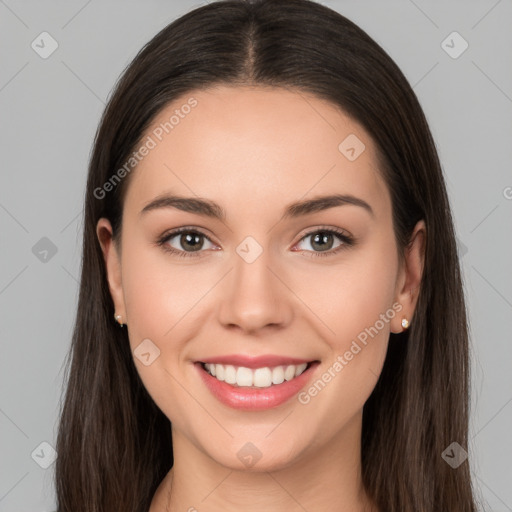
[182, 233, 202, 251]
[312, 232, 333, 251]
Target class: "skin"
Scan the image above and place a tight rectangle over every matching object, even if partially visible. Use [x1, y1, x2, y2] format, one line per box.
[97, 85, 425, 512]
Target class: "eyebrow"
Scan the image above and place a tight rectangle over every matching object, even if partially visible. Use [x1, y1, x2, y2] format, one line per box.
[140, 192, 374, 221]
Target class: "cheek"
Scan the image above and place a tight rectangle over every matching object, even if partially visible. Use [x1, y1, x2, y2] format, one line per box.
[293, 238, 398, 413]
[121, 233, 212, 342]
[293, 238, 398, 349]
[119, 232, 221, 411]
[336, 245, 398, 365]
[118, 235, 205, 418]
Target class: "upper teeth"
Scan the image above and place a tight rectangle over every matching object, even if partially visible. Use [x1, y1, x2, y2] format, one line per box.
[204, 363, 308, 388]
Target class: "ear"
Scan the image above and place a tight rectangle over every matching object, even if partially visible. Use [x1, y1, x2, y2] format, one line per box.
[96, 218, 126, 324]
[391, 220, 426, 334]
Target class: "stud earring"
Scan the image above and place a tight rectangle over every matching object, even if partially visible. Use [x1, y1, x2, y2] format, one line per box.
[114, 313, 124, 327]
[401, 318, 409, 330]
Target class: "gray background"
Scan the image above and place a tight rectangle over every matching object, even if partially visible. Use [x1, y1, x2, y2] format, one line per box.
[1, 0, 511, 510]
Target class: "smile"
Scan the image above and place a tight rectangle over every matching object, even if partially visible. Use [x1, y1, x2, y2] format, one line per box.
[202, 362, 309, 388]
[195, 357, 320, 410]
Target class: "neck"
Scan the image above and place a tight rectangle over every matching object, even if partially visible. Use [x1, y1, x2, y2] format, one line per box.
[150, 410, 378, 512]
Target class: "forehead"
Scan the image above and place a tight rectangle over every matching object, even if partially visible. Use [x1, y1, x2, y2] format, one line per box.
[124, 85, 390, 222]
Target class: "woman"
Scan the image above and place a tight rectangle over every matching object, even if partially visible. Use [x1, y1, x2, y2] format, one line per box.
[55, 0, 478, 510]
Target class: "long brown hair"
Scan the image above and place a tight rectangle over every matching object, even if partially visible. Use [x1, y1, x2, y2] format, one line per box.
[55, 1, 478, 510]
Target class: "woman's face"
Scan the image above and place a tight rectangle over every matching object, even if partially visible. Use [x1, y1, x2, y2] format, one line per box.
[98, 85, 424, 472]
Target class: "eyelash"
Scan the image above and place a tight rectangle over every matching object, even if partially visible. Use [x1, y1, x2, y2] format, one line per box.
[156, 226, 355, 259]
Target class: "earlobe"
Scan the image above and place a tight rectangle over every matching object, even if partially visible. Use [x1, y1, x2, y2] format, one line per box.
[96, 218, 126, 323]
[391, 220, 426, 334]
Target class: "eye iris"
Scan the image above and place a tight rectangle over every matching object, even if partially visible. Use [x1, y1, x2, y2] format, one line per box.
[181, 232, 203, 251]
[311, 232, 334, 251]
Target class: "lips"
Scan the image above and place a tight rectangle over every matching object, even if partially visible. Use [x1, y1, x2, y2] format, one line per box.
[195, 355, 320, 410]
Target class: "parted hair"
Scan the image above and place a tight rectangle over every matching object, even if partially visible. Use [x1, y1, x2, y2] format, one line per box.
[55, 1, 478, 510]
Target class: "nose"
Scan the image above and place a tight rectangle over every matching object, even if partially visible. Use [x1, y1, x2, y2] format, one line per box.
[217, 247, 294, 335]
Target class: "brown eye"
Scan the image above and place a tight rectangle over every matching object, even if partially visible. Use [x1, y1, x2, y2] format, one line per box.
[294, 228, 354, 258]
[158, 228, 216, 258]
